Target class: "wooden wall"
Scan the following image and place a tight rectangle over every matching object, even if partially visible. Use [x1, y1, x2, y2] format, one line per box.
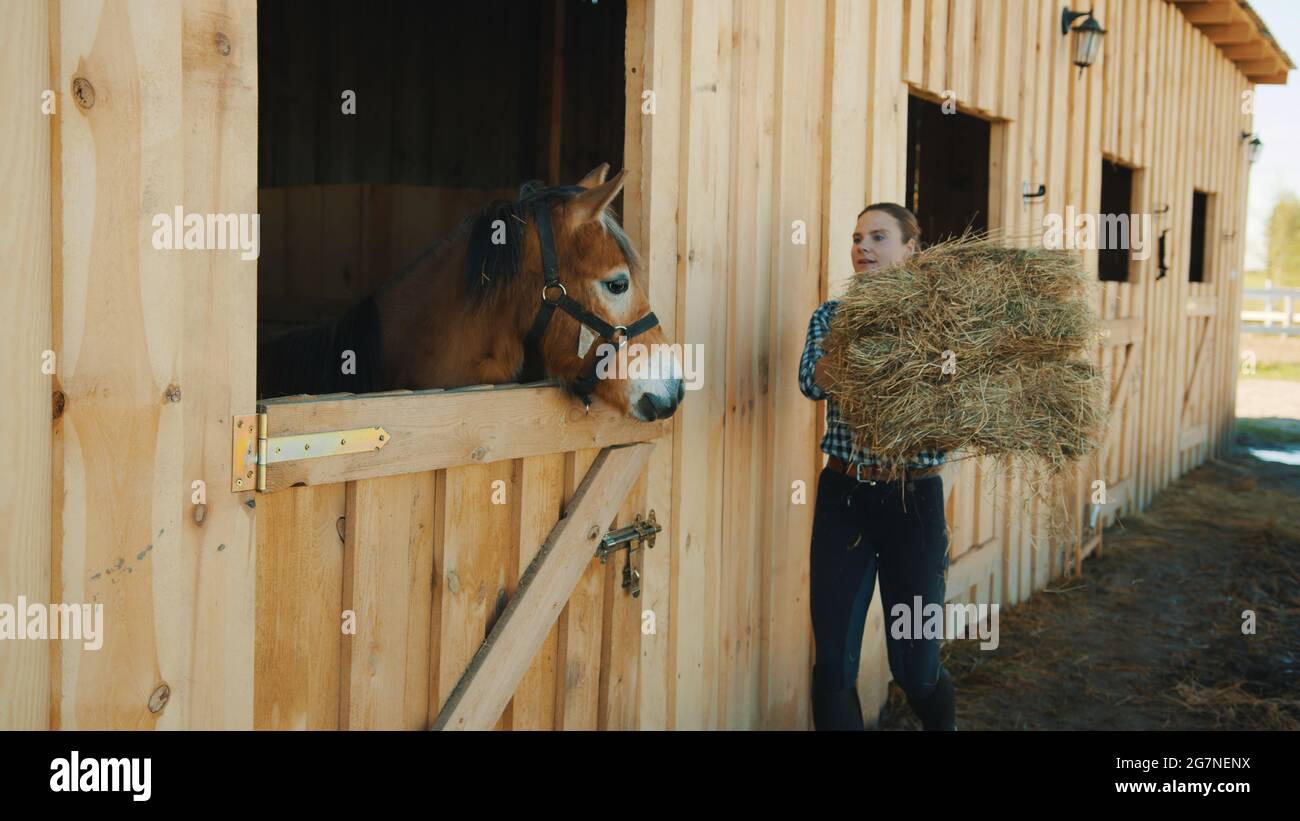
[1, 0, 53, 730]
[5, 0, 1260, 730]
[621, 0, 1257, 728]
[38, 0, 258, 729]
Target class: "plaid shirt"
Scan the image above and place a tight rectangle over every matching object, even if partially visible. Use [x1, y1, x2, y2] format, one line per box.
[799, 299, 948, 470]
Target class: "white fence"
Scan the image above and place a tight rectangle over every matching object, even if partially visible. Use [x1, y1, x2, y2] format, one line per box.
[1241, 285, 1300, 336]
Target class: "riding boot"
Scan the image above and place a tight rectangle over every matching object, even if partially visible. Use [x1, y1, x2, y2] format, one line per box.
[811, 665, 865, 731]
[905, 667, 956, 731]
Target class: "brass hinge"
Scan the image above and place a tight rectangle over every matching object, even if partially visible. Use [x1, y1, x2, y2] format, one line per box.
[231, 411, 391, 492]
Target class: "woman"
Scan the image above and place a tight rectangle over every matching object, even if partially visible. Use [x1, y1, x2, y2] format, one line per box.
[797, 202, 957, 731]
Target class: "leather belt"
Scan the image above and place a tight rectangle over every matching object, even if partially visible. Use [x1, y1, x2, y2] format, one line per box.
[826, 456, 943, 483]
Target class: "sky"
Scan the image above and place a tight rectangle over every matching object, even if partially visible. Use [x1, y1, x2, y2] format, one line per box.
[1244, 0, 1299, 271]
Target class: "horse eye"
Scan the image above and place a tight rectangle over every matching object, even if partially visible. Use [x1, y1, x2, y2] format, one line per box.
[605, 278, 629, 295]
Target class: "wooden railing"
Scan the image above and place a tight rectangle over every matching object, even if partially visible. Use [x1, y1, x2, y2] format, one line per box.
[1241, 286, 1300, 335]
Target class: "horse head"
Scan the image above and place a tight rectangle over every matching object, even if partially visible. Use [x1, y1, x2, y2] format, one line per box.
[467, 164, 684, 421]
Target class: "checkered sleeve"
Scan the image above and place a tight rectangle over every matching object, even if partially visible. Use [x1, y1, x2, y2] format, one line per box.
[798, 300, 837, 401]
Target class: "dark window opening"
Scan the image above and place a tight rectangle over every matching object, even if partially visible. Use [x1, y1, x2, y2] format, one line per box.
[904, 95, 990, 245]
[255, 0, 627, 397]
[1098, 159, 1134, 282]
[1188, 189, 1209, 283]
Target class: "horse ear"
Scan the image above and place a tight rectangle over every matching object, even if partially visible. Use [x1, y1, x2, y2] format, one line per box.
[575, 163, 610, 189]
[568, 169, 627, 225]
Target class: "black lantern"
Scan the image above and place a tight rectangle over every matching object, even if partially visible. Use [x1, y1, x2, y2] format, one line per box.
[1061, 7, 1105, 75]
[1240, 131, 1264, 164]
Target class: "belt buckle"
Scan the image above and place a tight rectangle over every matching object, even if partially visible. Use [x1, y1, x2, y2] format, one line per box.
[853, 462, 876, 486]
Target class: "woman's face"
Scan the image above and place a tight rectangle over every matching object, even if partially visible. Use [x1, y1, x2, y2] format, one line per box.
[851, 210, 916, 274]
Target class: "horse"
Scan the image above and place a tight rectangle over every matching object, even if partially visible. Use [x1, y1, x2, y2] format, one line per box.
[257, 164, 684, 422]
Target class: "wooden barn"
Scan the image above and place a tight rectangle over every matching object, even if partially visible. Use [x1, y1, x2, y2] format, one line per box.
[2, 0, 1291, 730]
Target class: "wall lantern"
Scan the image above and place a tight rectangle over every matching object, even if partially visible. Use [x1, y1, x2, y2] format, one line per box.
[1061, 7, 1105, 76]
[1240, 131, 1264, 164]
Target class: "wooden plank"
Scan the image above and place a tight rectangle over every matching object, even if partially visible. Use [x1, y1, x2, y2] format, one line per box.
[924, 0, 948, 94]
[903, 0, 926, 86]
[1180, 1, 1241, 27]
[598, 470, 647, 729]
[555, 448, 603, 729]
[719, 0, 776, 730]
[254, 485, 345, 729]
[824, 0, 869, 298]
[57, 0, 184, 729]
[505, 453, 565, 729]
[946, 538, 1000, 607]
[1109, 344, 1138, 411]
[179, 0, 259, 729]
[261, 385, 669, 491]
[946, 0, 973, 107]
[622, 0, 683, 732]
[764, 0, 826, 730]
[1101, 316, 1145, 348]
[1186, 294, 1218, 316]
[339, 472, 435, 729]
[1179, 424, 1208, 451]
[429, 459, 517, 728]
[433, 443, 654, 730]
[866, 0, 907, 201]
[673, 0, 734, 730]
[1000, 0, 1022, 123]
[0, 0, 52, 730]
[1199, 22, 1254, 45]
[976, 457, 996, 547]
[52, 0, 257, 730]
[971, 0, 1003, 115]
[1181, 317, 1214, 425]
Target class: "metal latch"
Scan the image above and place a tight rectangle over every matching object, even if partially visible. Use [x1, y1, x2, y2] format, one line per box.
[595, 511, 660, 597]
[232, 411, 391, 492]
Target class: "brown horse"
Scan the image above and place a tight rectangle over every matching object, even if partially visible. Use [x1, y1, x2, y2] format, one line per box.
[257, 164, 684, 422]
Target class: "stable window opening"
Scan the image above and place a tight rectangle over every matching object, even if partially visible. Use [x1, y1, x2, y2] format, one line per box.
[255, 0, 628, 400]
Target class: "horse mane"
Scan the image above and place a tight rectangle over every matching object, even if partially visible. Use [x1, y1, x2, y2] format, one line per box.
[463, 181, 639, 307]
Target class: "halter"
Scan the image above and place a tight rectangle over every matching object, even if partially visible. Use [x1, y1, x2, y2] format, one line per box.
[522, 198, 660, 411]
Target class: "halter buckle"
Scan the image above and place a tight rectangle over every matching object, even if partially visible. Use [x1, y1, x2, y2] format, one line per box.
[611, 325, 628, 347]
[541, 281, 566, 305]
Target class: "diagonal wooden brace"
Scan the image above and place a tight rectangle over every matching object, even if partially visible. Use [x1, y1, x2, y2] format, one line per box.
[432, 441, 655, 730]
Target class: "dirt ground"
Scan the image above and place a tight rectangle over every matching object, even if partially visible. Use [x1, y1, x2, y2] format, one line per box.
[877, 444, 1300, 731]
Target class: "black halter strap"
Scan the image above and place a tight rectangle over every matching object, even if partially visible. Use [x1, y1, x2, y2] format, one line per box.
[523, 198, 659, 410]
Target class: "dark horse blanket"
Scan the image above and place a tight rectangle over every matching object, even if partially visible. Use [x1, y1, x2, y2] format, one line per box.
[256, 296, 386, 399]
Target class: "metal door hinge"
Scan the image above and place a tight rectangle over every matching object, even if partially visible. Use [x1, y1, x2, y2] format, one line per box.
[232, 411, 391, 492]
[595, 511, 661, 598]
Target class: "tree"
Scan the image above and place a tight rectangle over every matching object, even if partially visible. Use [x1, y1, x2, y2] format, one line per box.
[1265, 191, 1300, 287]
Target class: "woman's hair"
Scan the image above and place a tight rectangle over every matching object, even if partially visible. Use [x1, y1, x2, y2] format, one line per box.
[857, 202, 921, 245]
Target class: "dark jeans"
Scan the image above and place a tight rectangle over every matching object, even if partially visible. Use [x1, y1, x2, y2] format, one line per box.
[809, 465, 954, 727]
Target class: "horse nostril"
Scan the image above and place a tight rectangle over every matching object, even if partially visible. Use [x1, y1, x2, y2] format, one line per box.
[636, 394, 658, 421]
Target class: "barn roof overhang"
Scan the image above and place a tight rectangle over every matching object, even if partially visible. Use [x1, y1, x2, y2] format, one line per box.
[1172, 0, 1293, 84]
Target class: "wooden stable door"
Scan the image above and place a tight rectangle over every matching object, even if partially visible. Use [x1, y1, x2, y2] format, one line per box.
[247, 383, 666, 730]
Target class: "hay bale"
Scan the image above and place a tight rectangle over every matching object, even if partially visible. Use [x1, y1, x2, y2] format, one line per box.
[823, 236, 1107, 477]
